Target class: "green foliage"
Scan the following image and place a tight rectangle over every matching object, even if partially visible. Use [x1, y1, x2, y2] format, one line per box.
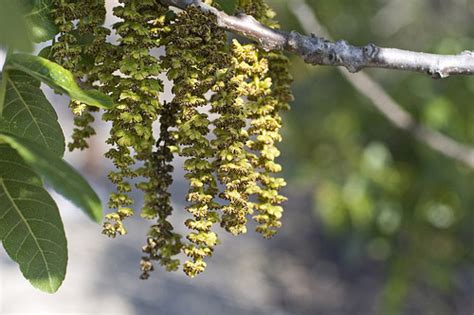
[0, 132, 103, 223]
[22, 0, 59, 43]
[0, 0, 59, 50]
[214, 0, 238, 14]
[0, 0, 33, 51]
[0, 144, 67, 293]
[0, 2, 108, 292]
[0, 70, 65, 156]
[270, 0, 474, 312]
[5, 54, 113, 109]
[0, 0, 290, 289]
[0, 61, 105, 292]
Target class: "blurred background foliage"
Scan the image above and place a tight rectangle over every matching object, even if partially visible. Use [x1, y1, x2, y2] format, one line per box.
[270, 0, 474, 313]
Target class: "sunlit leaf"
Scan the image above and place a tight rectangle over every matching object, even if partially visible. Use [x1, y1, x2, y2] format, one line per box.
[5, 54, 113, 109]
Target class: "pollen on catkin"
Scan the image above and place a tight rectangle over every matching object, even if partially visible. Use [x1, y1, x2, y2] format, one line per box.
[236, 0, 293, 238]
[162, 6, 226, 277]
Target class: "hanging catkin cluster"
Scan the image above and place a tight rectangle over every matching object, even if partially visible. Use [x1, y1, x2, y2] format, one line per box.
[211, 40, 258, 237]
[51, 0, 110, 151]
[237, 0, 294, 239]
[160, 7, 226, 277]
[51, 0, 292, 278]
[102, 0, 168, 238]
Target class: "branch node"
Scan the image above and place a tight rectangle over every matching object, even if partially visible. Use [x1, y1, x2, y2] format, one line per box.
[363, 43, 380, 60]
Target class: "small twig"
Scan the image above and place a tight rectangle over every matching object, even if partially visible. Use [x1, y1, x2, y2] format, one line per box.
[160, 0, 474, 78]
[289, 0, 474, 169]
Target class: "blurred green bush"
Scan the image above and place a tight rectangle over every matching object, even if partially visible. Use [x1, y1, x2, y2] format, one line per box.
[271, 0, 474, 313]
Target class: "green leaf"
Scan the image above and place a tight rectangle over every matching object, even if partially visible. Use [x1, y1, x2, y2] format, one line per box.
[0, 145, 67, 293]
[0, 0, 32, 51]
[0, 71, 65, 157]
[0, 132, 103, 223]
[5, 54, 114, 109]
[23, 0, 59, 43]
[38, 46, 53, 59]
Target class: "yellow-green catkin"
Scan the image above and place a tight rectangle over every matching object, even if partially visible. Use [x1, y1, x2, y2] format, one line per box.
[51, 1, 83, 70]
[139, 101, 183, 278]
[51, 0, 109, 151]
[162, 7, 224, 277]
[211, 40, 259, 236]
[102, 0, 165, 238]
[238, 0, 293, 238]
[139, 4, 184, 279]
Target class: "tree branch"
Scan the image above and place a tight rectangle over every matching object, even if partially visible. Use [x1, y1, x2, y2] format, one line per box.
[160, 0, 474, 168]
[160, 0, 474, 78]
[289, 0, 474, 169]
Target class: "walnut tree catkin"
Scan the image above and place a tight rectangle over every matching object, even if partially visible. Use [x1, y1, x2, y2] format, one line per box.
[51, 0, 292, 278]
[211, 40, 258, 237]
[238, 0, 293, 238]
[51, 0, 110, 151]
[102, 0, 166, 238]
[161, 7, 225, 277]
